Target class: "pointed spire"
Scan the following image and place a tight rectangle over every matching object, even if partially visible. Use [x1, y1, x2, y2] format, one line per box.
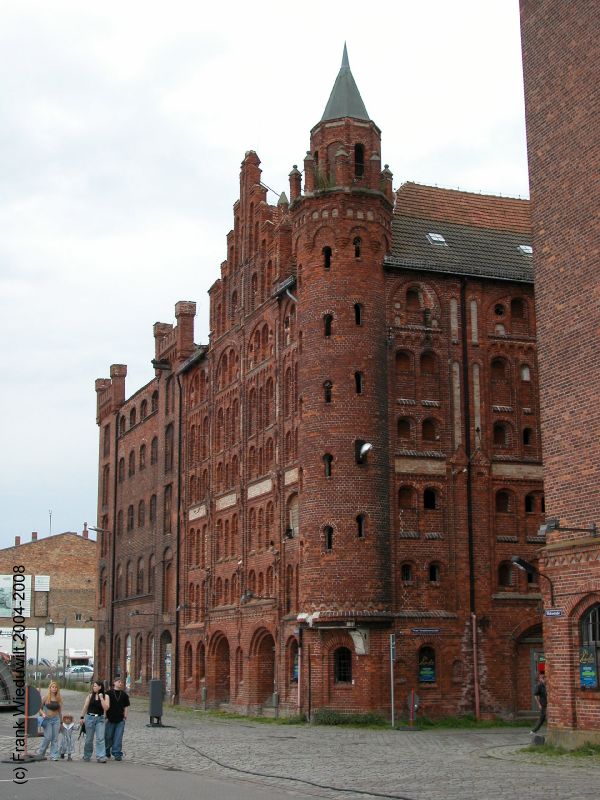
[321, 44, 369, 122]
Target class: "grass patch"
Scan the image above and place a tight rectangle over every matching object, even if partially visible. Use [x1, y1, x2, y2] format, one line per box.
[312, 709, 387, 727]
[522, 742, 600, 760]
[416, 714, 529, 729]
[168, 704, 307, 726]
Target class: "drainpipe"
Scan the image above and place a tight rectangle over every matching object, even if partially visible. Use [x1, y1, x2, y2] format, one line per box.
[109, 409, 119, 680]
[460, 278, 480, 718]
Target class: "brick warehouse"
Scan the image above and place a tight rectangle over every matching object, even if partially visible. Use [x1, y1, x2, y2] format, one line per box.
[95, 49, 548, 719]
[520, 1, 600, 746]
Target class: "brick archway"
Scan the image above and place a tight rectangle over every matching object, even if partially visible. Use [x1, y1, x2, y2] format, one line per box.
[209, 634, 230, 704]
[249, 628, 276, 706]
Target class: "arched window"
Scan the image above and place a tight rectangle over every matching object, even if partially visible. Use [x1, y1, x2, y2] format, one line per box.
[493, 422, 508, 446]
[151, 391, 159, 413]
[398, 486, 416, 509]
[127, 505, 134, 531]
[149, 494, 157, 525]
[498, 562, 513, 587]
[521, 365, 531, 382]
[129, 407, 136, 428]
[354, 143, 365, 177]
[418, 646, 436, 683]
[356, 513, 366, 539]
[354, 371, 364, 394]
[136, 558, 144, 594]
[397, 417, 412, 440]
[323, 453, 333, 478]
[128, 450, 135, 477]
[139, 444, 146, 470]
[401, 562, 413, 582]
[495, 490, 511, 513]
[429, 562, 441, 583]
[150, 437, 158, 465]
[422, 418, 437, 442]
[396, 351, 412, 372]
[323, 246, 332, 269]
[491, 357, 508, 380]
[334, 646, 352, 682]
[323, 381, 333, 403]
[353, 237, 361, 258]
[324, 314, 333, 337]
[580, 605, 600, 687]
[420, 351, 438, 374]
[118, 458, 125, 483]
[140, 399, 148, 419]
[406, 288, 420, 312]
[423, 488, 438, 510]
[138, 500, 145, 528]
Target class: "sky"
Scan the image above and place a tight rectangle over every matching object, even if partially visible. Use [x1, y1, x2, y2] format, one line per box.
[0, 0, 529, 551]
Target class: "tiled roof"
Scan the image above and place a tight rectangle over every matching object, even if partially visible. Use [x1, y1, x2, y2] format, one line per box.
[386, 182, 533, 284]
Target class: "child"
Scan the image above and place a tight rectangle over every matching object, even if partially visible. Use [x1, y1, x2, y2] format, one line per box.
[59, 714, 79, 761]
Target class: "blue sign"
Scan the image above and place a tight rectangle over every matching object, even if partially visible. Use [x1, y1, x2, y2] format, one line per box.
[544, 608, 564, 617]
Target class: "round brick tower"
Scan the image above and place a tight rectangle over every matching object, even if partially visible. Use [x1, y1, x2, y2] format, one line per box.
[290, 46, 394, 615]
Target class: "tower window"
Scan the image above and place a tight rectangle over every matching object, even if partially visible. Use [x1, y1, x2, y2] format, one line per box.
[354, 143, 365, 177]
[354, 303, 363, 325]
[356, 513, 366, 539]
[324, 314, 333, 337]
[323, 453, 334, 477]
[323, 381, 333, 403]
[324, 525, 334, 551]
[401, 563, 413, 582]
[353, 237, 362, 258]
[429, 563, 441, 583]
[423, 488, 437, 510]
[334, 646, 352, 682]
[323, 246, 332, 270]
[525, 494, 535, 513]
[355, 371, 364, 394]
[355, 439, 371, 465]
[523, 428, 533, 446]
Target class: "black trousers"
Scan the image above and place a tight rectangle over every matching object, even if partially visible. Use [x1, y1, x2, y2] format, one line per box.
[531, 705, 547, 732]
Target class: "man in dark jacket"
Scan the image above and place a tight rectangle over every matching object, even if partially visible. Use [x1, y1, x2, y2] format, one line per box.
[105, 677, 130, 760]
[531, 671, 547, 733]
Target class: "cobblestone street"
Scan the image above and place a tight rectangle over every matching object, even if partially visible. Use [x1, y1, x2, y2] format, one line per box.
[3, 690, 594, 800]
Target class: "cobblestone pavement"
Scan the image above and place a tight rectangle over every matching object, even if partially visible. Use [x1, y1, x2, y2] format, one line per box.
[2, 691, 598, 800]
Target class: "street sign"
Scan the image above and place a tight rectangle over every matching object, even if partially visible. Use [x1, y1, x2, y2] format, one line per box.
[411, 627, 441, 635]
[544, 609, 564, 617]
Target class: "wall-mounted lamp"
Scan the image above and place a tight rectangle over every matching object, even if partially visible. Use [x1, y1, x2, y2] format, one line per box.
[511, 556, 556, 606]
[538, 517, 597, 537]
[356, 440, 373, 464]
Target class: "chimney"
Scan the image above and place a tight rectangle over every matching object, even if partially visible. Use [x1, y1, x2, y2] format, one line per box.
[15, 536, 21, 546]
[82, 522, 89, 540]
[31, 532, 38, 542]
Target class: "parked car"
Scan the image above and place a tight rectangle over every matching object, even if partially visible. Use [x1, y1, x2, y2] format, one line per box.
[65, 665, 94, 681]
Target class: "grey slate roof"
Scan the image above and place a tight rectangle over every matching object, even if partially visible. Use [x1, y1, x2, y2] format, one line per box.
[386, 214, 534, 284]
[321, 44, 370, 122]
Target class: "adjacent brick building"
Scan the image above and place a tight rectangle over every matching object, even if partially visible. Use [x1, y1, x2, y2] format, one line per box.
[96, 48, 547, 718]
[0, 528, 96, 669]
[520, 0, 600, 745]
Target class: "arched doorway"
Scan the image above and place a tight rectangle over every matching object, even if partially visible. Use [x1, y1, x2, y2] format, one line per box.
[254, 631, 276, 705]
[213, 636, 230, 703]
[516, 624, 543, 712]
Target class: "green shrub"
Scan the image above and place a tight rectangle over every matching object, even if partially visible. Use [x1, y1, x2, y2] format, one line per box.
[312, 708, 387, 727]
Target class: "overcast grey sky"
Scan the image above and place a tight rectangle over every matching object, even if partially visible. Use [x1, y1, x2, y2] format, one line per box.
[0, 0, 528, 550]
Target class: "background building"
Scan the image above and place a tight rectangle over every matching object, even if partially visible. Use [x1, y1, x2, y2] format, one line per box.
[520, 0, 600, 746]
[0, 527, 96, 672]
[96, 50, 546, 718]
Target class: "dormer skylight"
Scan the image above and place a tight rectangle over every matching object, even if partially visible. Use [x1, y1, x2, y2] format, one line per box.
[518, 244, 533, 256]
[427, 232, 447, 246]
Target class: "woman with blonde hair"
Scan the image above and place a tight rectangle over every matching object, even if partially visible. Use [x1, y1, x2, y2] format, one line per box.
[36, 680, 63, 761]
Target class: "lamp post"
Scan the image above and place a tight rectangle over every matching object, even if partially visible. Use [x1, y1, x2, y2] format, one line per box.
[538, 517, 597, 537]
[511, 556, 556, 606]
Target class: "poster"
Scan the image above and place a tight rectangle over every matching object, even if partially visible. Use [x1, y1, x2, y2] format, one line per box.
[0, 574, 32, 618]
[579, 647, 598, 689]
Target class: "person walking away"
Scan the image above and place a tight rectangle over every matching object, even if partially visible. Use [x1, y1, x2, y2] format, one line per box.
[105, 677, 130, 761]
[531, 671, 547, 733]
[80, 679, 110, 762]
[59, 714, 79, 760]
[36, 681, 63, 761]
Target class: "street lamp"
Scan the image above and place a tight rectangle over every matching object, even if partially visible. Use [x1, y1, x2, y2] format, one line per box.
[511, 556, 556, 606]
[538, 517, 597, 537]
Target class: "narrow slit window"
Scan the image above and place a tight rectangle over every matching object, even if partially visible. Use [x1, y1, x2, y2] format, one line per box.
[323, 381, 333, 403]
[354, 303, 363, 325]
[324, 314, 333, 337]
[354, 144, 365, 177]
[323, 453, 333, 478]
[356, 513, 366, 539]
[355, 371, 364, 394]
[323, 246, 332, 270]
[324, 525, 334, 551]
[353, 237, 362, 258]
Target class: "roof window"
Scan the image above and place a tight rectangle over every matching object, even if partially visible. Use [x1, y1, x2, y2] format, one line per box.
[518, 244, 533, 256]
[427, 232, 447, 246]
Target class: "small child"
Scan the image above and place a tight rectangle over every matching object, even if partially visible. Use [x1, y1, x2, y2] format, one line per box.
[59, 714, 79, 760]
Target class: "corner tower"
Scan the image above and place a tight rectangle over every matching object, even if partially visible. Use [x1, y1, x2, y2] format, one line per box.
[291, 47, 394, 616]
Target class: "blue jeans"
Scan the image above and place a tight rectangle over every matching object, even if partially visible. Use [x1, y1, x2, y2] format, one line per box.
[83, 714, 106, 761]
[105, 719, 125, 759]
[37, 715, 60, 760]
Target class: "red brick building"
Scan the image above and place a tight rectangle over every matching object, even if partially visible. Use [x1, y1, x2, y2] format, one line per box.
[96, 49, 546, 718]
[521, 0, 600, 745]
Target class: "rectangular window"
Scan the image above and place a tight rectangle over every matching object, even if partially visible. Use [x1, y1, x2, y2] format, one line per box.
[163, 484, 172, 533]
